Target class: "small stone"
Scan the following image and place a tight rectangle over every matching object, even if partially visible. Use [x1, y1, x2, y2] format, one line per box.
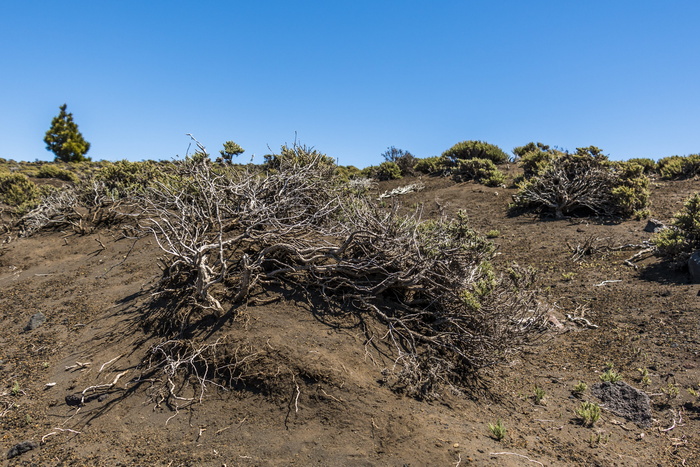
[65, 394, 82, 407]
[688, 252, 700, 283]
[644, 219, 667, 233]
[24, 312, 46, 331]
[6, 441, 38, 459]
[453, 443, 460, 448]
[591, 381, 652, 427]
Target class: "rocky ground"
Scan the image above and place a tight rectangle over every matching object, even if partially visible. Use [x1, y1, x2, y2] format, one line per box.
[1, 171, 699, 466]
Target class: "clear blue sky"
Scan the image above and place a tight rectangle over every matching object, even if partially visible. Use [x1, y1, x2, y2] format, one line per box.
[2, 1, 699, 167]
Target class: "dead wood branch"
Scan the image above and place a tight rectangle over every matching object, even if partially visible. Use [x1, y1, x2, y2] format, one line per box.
[377, 182, 425, 200]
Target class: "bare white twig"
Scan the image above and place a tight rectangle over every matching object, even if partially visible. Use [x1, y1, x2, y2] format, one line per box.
[659, 409, 685, 432]
[41, 427, 81, 444]
[377, 183, 425, 200]
[594, 280, 622, 287]
[80, 370, 128, 403]
[65, 361, 91, 371]
[99, 355, 123, 373]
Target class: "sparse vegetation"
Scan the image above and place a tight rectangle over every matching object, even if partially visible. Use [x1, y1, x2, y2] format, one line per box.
[125, 142, 549, 400]
[488, 419, 507, 440]
[572, 381, 588, 397]
[600, 367, 623, 383]
[533, 386, 546, 405]
[4, 134, 699, 465]
[637, 368, 651, 386]
[575, 401, 601, 427]
[653, 192, 700, 262]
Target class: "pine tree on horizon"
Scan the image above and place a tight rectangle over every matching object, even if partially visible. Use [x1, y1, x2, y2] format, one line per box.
[44, 104, 91, 162]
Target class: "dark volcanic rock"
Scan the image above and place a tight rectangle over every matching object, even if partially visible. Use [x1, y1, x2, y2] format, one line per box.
[7, 440, 38, 459]
[65, 393, 83, 406]
[643, 219, 666, 233]
[688, 251, 700, 283]
[591, 381, 652, 427]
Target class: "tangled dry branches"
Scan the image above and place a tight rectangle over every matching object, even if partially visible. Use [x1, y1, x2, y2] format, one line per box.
[20, 181, 125, 236]
[131, 148, 548, 397]
[513, 155, 617, 219]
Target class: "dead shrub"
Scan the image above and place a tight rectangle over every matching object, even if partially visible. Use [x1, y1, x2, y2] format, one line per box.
[130, 142, 549, 400]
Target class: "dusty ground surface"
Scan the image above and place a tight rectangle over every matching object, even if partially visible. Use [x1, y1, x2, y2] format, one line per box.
[1, 171, 699, 466]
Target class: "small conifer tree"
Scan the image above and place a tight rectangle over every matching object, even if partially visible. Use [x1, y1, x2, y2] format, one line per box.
[218, 140, 245, 163]
[44, 104, 91, 162]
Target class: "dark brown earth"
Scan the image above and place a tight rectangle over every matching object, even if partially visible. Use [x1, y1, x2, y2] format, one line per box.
[1, 172, 699, 466]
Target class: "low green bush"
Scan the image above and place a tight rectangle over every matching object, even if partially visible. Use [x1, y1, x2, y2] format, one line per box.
[657, 154, 700, 179]
[653, 193, 700, 261]
[375, 161, 403, 180]
[381, 147, 417, 176]
[335, 165, 362, 182]
[36, 164, 79, 182]
[625, 158, 657, 174]
[264, 144, 336, 171]
[610, 162, 651, 218]
[442, 140, 509, 165]
[414, 156, 448, 175]
[95, 160, 164, 198]
[454, 158, 506, 187]
[0, 173, 41, 211]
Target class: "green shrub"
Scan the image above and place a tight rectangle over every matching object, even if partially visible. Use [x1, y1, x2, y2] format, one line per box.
[575, 401, 601, 427]
[335, 165, 362, 182]
[0, 173, 41, 211]
[360, 165, 377, 178]
[264, 144, 336, 171]
[625, 158, 657, 174]
[488, 419, 507, 441]
[36, 164, 79, 182]
[95, 160, 164, 198]
[512, 142, 567, 180]
[653, 193, 700, 261]
[375, 161, 403, 180]
[442, 140, 509, 165]
[657, 154, 700, 179]
[657, 156, 684, 179]
[610, 163, 650, 218]
[454, 158, 506, 186]
[414, 156, 448, 175]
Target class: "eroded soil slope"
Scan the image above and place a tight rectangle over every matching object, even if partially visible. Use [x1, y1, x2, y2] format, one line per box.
[1, 174, 699, 466]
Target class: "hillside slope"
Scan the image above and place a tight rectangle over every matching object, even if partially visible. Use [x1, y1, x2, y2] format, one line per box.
[1, 174, 699, 466]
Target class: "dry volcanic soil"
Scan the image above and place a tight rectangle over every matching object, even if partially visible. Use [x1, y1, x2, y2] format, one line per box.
[1, 173, 699, 466]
